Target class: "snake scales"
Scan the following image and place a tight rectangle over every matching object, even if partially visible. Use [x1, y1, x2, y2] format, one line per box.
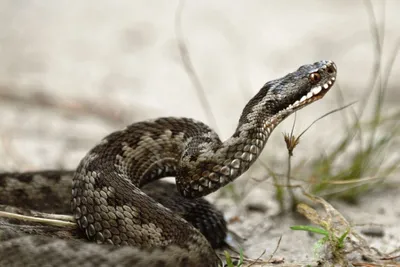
[0, 60, 336, 267]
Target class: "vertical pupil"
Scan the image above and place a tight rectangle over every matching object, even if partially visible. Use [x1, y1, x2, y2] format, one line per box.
[311, 73, 320, 83]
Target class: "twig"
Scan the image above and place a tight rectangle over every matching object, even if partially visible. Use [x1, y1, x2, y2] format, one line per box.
[357, 0, 384, 119]
[0, 211, 76, 228]
[286, 113, 298, 211]
[297, 101, 356, 141]
[247, 249, 267, 267]
[174, 0, 219, 132]
[381, 38, 400, 91]
[266, 235, 283, 263]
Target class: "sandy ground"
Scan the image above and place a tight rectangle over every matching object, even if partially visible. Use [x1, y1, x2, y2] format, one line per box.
[0, 0, 399, 265]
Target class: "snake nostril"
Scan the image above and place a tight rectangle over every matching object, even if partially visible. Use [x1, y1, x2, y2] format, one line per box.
[327, 64, 336, 74]
[326, 62, 336, 74]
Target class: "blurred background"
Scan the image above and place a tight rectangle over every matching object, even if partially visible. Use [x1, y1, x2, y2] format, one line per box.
[0, 1, 399, 263]
[0, 0, 398, 170]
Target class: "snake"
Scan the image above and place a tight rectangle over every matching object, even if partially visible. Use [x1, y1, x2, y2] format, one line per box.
[0, 60, 336, 267]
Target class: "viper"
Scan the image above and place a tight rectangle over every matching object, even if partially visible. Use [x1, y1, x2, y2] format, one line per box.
[0, 60, 337, 267]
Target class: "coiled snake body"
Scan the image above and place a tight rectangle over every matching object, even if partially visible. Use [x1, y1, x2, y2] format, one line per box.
[0, 60, 337, 266]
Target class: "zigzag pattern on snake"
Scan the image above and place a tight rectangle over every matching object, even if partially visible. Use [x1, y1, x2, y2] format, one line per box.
[0, 60, 337, 267]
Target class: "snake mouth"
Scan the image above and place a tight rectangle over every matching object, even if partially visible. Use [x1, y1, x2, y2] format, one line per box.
[287, 76, 336, 111]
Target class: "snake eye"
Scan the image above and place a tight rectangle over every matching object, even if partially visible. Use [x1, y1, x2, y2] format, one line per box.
[309, 72, 321, 84]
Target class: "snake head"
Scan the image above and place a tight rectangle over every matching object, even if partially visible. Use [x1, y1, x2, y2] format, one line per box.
[265, 60, 337, 115]
[238, 60, 337, 127]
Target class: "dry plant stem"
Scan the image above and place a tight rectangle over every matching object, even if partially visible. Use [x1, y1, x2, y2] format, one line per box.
[319, 175, 386, 185]
[284, 113, 298, 212]
[380, 254, 400, 261]
[246, 249, 267, 267]
[0, 211, 76, 228]
[174, 0, 219, 133]
[297, 102, 356, 141]
[352, 263, 400, 267]
[344, 0, 385, 164]
[296, 194, 395, 266]
[286, 153, 297, 212]
[282, 103, 354, 209]
[247, 253, 267, 267]
[358, 0, 384, 119]
[381, 39, 400, 91]
[363, 1, 398, 155]
[266, 235, 282, 263]
[217, 250, 268, 266]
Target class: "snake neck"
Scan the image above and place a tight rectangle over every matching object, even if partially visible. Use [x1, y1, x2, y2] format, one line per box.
[177, 91, 287, 198]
